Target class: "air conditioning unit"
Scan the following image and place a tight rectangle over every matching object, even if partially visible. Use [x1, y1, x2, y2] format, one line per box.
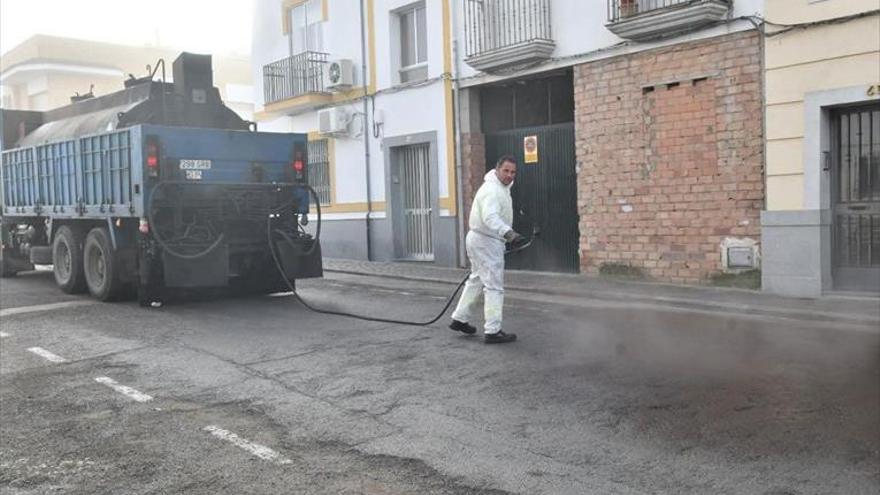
[318, 107, 349, 136]
[324, 59, 354, 92]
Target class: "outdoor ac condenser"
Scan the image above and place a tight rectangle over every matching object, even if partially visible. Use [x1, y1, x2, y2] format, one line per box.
[324, 59, 354, 92]
[318, 107, 349, 136]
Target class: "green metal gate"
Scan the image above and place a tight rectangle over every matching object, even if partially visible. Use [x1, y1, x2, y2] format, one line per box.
[484, 123, 579, 273]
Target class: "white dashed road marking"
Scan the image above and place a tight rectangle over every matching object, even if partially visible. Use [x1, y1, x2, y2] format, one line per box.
[0, 301, 96, 318]
[26, 347, 68, 363]
[0, 331, 9, 338]
[95, 377, 153, 403]
[203, 425, 292, 465]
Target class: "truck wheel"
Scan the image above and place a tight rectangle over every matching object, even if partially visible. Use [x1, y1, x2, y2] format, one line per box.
[83, 227, 124, 301]
[53, 226, 86, 293]
[1, 252, 17, 278]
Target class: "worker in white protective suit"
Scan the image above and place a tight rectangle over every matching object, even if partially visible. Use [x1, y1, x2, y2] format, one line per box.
[449, 156, 524, 344]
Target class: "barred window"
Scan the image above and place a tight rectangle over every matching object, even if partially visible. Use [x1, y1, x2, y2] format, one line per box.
[308, 138, 331, 205]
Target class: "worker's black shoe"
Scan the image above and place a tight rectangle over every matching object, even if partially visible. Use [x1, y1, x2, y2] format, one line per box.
[484, 330, 517, 344]
[449, 319, 477, 335]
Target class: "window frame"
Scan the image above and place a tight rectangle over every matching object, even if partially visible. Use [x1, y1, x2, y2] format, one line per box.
[397, 3, 428, 84]
[287, 0, 324, 56]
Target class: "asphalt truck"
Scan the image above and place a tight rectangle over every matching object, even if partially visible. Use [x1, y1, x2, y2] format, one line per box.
[0, 53, 322, 305]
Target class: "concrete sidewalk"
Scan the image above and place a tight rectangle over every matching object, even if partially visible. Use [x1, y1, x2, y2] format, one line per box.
[323, 258, 880, 327]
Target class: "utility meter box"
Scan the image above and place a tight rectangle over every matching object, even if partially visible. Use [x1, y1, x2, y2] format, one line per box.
[720, 238, 760, 272]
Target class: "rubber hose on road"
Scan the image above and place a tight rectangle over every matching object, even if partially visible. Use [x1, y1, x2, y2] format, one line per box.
[266, 184, 533, 327]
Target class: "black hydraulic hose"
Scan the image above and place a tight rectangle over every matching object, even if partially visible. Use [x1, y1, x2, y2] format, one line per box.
[299, 183, 320, 256]
[267, 184, 535, 326]
[146, 181, 226, 260]
[147, 180, 312, 261]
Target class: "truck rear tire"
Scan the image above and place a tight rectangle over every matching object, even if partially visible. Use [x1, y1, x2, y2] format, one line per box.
[83, 227, 125, 301]
[53, 226, 87, 293]
[1, 253, 17, 278]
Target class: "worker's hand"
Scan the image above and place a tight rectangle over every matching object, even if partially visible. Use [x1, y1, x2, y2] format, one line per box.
[503, 230, 524, 244]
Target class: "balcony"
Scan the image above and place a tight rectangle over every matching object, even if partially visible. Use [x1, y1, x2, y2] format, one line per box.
[606, 0, 731, 41]
[463, 0, 555, 73]
[262, 51, 331, 112]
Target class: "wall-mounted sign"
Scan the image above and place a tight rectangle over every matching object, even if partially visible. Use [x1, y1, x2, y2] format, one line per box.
[523, 135, 538, 164]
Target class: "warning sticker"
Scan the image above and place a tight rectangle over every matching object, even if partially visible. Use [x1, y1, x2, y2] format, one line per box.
[523, 135, 538, 164]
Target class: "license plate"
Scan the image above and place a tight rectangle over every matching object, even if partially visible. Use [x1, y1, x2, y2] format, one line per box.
[179, 159, 212, 170]
[185, 170, 203, 180]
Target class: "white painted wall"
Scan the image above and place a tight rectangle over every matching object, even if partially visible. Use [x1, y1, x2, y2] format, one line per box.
[253, 0, 452, 211]
[253, 0, 766, 210]
[452, 0, 766, 81]
[251, 0, 297, 112]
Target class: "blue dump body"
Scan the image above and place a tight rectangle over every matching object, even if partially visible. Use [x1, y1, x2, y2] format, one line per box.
[1, 124, 310, 219]
[0, 124, 320, 303]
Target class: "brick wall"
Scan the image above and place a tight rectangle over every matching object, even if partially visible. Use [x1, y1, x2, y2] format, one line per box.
[460, 132, 486, 225]
[574, 31, 763, 283]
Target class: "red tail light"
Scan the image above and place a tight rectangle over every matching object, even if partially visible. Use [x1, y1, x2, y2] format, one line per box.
[146, 137, 159, 178]
[292, 143, 307, 181]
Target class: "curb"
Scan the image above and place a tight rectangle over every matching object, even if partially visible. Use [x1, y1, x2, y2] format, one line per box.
[324, 268, 880, 328]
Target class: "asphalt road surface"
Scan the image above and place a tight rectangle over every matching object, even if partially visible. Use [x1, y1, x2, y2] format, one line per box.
[1, 269, 878, 494]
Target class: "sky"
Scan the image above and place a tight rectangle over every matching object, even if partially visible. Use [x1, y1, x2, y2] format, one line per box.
[0, 0, 254, 57]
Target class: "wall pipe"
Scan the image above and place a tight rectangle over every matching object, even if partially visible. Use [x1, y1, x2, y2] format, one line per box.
[451, 0, 467, 268]
[359, 0, 373, 261]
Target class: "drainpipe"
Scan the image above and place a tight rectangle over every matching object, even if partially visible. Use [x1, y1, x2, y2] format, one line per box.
[360, 0, 373, 261]
[451, 0, 467, 267]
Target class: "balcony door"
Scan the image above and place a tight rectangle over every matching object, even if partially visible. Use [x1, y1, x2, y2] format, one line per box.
[288, 0, 324, 56]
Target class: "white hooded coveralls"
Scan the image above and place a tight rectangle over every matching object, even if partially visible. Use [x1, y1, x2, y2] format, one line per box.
[451, 170, 513, 334]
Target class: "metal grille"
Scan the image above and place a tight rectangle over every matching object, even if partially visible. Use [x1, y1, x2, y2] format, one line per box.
[1, 148, 34, 208]
[399, 144, 433, 261]
[263, 51, 328, 104]
[464, 0, 552, 58]
[607, 0, 729, 22]
[35, 140, 79, 208]
[308, 139, 331, 205]
[833, 105, 880, 271]
[79, 131, 132, 207]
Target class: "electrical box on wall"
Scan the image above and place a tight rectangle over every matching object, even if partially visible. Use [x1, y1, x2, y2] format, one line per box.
[324, 59, 354, 92]
[318, 107, 349, 136]
[720, 238, 760, 272]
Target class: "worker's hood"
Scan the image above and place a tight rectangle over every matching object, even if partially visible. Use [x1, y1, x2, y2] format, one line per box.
[484, 169, 514, 190]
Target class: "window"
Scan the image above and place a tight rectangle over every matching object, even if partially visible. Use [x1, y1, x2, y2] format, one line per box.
[398, 4, 427, 83]
[308, 139, 331, 205]
[480, 72, 574, 133]
[289, 0, 324, 55]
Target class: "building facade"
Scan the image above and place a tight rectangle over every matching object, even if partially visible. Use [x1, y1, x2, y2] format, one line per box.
[761, 1, 880, 296]
[254, 0, 770, 281]
[455, 0, 766, 281]
[253, 0, 460, 265]
[1, 35, 254, 120]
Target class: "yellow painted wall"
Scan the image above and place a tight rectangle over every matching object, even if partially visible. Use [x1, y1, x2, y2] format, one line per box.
[764, 7, 880, 211]
[765, 0, 879, 24]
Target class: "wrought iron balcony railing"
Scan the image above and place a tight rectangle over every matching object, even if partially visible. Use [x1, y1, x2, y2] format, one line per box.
[463, 0, 554, 71]
[262, 51, 329, 104]
[608, 0, 728, 22]
[606, 0, 731, 40]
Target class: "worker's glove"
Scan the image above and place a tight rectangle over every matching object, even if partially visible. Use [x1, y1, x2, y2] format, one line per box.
[503, 230, 524, 244]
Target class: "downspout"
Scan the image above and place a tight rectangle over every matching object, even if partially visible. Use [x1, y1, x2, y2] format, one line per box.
[451, 0, 467, 267]
[360, 0, 373, 261]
